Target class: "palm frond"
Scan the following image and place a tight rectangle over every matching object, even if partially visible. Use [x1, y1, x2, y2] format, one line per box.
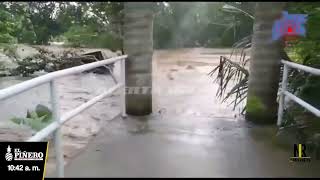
[208, 34, 251, 113]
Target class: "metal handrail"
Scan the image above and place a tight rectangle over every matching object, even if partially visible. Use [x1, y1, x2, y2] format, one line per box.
[277, 60, 320, 126]
[0, 55, 128, 177]
[0, 55, 127, 100]
[281, 60, 320, 75]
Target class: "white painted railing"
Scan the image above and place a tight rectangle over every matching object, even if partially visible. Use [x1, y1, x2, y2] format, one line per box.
[0, 55, 128, 177]
[277, 60, 320, 126]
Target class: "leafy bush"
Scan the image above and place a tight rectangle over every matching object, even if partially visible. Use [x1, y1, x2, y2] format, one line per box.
[63, 25, 89, 47]
[220, 29, 236, 47]
[0, 8, 18, 43]
[90, 33, 122, 51]
[50, 35, 68, 43]
[63, 25, 122, 51]
[10, 104, 53, 132]
[0, 61, 5, 70]
[2, 43, 18, 58]
[0, 33, 16, 43]
[18, 30, 37, 44]
[284, 3, 320, 118]
[276, 2, 320, 148]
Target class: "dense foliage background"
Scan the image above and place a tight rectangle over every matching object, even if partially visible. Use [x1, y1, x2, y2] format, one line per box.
[0, 2, 254, 49]
[281, 2, 320, 142]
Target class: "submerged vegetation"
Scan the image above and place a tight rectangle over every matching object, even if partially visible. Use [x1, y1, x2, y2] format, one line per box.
[10, 104, 53, 132]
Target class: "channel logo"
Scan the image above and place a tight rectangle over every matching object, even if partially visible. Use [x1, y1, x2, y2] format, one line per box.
[272, 11, 307, 41]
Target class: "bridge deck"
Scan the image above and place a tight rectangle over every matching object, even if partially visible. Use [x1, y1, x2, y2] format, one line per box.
[48, 49, 320, 177]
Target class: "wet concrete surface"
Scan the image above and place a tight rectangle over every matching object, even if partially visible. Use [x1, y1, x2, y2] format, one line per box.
[62, 115, 320, 177]
[54, 48, 320, 177]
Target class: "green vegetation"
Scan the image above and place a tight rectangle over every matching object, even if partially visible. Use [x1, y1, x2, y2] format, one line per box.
[0, 2, 254, 49]
[246, 96, 266, 115]
[63, 25, 122, 50]
[281, 2, 320, 146]
[0, 2, 123, 49]
[10, 104, 53, 132]
[153, 2, 254, 49]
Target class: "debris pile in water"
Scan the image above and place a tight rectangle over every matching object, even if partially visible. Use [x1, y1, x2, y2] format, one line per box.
[0, 45, 118, 77]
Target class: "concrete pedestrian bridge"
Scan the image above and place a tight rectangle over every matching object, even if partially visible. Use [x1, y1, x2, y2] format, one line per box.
[49, 49, 320, 177]
[1, 49, 320, 178]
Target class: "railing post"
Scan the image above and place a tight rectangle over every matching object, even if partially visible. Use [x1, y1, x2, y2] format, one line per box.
[120, 58, 127, 117]
[50, 80, 64, 177]
[277, 64, 289, 126]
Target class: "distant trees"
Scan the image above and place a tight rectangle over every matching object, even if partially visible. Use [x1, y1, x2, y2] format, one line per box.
[0, 2, 124, 49]
[153, 2, 254, 49]
[0, 2, 36, 44]
[0, 2, 254, 49]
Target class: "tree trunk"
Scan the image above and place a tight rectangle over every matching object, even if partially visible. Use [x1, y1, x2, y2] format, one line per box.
[245, 2, 286, 124]
[123, 2, 154, 115]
